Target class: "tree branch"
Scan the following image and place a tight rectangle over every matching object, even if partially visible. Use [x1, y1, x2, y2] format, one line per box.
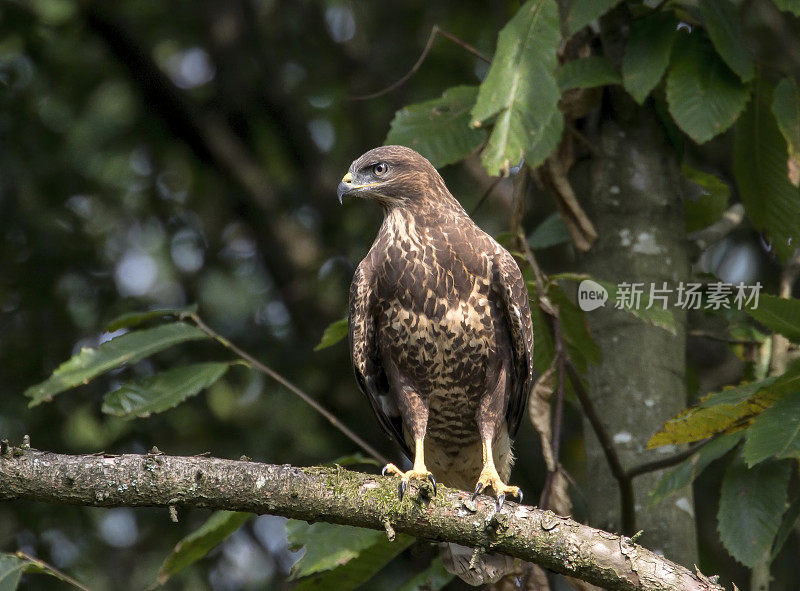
[0, 447, 724, 591]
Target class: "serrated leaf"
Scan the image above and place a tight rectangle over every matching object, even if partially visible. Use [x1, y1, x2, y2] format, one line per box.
[547, 273, 677, 334]
[556, 56, 621, 91]
[771, 77, 800, 186]
[105, 305, 198, 332]
[746, 293, 800, 342]
[102, 362, 230, 419]
[471, 0, 562, 175]
[385, 86, 487, 168]
[25, 323, 209, 407]
[649, 362, 800, 447]
[0, 554, 27, 591]
[699, 0, 755, 82]
[314, 317, 349, 351]
[566, 0, 622, 34]
[596, 278, 677, 334]
[682, 165, 731, 232]
[622, 11, 679, 104]
[157, 511, 251, 584]
[718, 454, 790, 567]
[771, 492, 800, 560]
[771, 0, 800, 16]
[395, 556, 454, 591]
[735, 78, 800, 261]
[527, 213, 571, 250]
[650, 432, 742, 505]
[294, 533, 413, 591]
[666, 33, 749, 144]
[743, 389, 800, 465]
[286, 521, 385, 579]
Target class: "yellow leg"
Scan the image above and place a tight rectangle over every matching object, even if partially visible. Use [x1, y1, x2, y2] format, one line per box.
[473, 437, 522, 510]
[382, 438, 437, 499]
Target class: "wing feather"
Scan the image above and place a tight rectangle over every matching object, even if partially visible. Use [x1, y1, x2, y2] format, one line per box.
[348, 262, 411, 459]
[492, 252, 534, 437]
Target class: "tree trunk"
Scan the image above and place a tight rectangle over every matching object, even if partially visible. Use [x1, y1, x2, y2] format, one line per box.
[577, 108, 698, 567]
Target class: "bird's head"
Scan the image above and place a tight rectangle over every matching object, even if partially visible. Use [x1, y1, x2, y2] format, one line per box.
[337, 145, 449, 210]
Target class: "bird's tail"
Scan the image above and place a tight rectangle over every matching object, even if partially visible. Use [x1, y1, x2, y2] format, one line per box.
[439, 542, 517, 586]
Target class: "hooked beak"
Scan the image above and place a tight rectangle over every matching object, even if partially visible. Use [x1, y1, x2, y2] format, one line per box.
[337, 171, 383, 204]
[337, 172, 354, 205]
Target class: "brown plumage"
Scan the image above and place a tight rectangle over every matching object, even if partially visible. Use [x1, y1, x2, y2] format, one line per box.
[340, 146, 534, 585]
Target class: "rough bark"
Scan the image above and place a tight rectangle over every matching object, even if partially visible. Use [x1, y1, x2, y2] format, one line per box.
[0, 447, 723, 591]
[577, 110, 697, 566]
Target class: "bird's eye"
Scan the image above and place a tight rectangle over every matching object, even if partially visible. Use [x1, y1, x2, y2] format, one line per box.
[372, 162, 389, 176]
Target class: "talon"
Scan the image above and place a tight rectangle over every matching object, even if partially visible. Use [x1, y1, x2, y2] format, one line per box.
[398, 480, 406, 501]
[427, 474, 437, 496]
[472, 482, 484, 501]
[517, 490, 523, 504]
[496, 493, 505, 511]
[381, 465, 388, 476]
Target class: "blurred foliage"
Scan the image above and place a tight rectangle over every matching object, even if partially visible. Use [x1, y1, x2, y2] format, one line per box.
[3, 0, 800, 589]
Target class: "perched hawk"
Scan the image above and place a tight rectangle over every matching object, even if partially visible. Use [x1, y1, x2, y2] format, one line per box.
[339, 146, 534, 585]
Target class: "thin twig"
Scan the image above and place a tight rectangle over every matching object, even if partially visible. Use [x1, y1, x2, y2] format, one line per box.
[627, 439, 710, 478]
[186, 313, 388, 465]
[349, 25, 490, 101]
[688, 330, 762, 345]
[540, 317, 567, 510]
[469, 178, 503, 216]
[16, 551, 93, 591]
[565, 358, 636, 535]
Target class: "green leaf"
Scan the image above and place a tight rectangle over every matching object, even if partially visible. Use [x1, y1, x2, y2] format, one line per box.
[471, 0, 562, 175]
[566, 0, 622, 34]
[527, 213, 571, 250]
[385, 86, 487, 168]
[771, 77, 800, 186]
[556, 56, 621, 91]
[649, 432, 742, 505]
[666, 33, 749, 144]
[622, 11, 679, 104]
[682, 165, 731, 232]
[102, 362, 230, 419]
[743, 389, 800, 465]
[294, 533, 414, 590]
[105, 305, 198, 332]
[735, 78, 800, 262]
[771, 492, 800, 560]
[771, 0, 800, 16]
[24, 323, 209, 407]
[0, 554, 27, 591]
[698, 0, 755, 82]
[314, 317, 349, 351]
[286, 521, 385, 579]
[157, 511, 251, 585]
[718, 454, 790, 567]
[746, 293, 800, 342]
[395, 556, 454, 591]
[547, 273, 677, 334]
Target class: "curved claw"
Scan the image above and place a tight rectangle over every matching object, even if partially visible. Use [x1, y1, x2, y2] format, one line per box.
[517, 490, 523, 505]
[472, 482, 484, 501]
[381, 465, 388, 477]
[496, 493, 505, 511]
[398, 480, 407, 501]
[427, 474, 437, 496]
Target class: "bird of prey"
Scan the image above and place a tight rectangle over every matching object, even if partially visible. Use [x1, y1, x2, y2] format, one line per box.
[339, 145, 534, 585]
